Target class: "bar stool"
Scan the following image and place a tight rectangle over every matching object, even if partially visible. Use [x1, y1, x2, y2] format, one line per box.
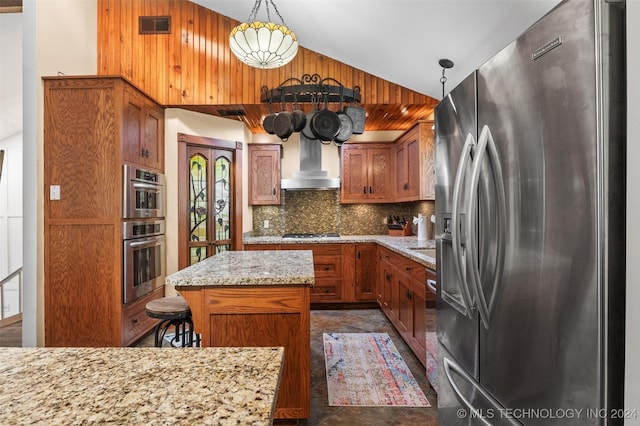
[145, 296, 200, 347]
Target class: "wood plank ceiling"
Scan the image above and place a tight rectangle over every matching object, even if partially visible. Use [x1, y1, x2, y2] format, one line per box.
[97, 0, 438, 134]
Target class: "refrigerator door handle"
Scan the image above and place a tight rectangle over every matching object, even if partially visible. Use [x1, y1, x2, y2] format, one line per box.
[466, 125, 507, 329]
[443, 356, 523, 426]
[450, 132, 476, 317]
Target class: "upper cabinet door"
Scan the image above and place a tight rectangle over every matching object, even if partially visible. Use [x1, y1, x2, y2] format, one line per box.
[341, 143, 394, 204]
[394, 121, 435, 202]
[341, 146, 368, 203]
[143, 103, 164, 171]
[122, 87, 164, 172]
[367, 147, 394, 202]
[248, 144, 281, 205]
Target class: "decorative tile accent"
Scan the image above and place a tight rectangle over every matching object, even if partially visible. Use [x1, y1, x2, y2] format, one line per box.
[252, 189, 435, 237]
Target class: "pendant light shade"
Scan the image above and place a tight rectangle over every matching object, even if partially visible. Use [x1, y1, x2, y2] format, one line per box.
[229, 0, 298, 69]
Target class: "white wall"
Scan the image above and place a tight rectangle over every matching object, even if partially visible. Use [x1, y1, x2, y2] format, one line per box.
[163, 108, 250, 297]
[0, 12, 23, 317]
[625, 1, 640, 423]
[0, 134, 23, 318]
[23, 0, 98, 346]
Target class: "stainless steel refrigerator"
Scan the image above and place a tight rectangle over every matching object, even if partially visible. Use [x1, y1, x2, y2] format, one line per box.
[434, 0, 626, 425]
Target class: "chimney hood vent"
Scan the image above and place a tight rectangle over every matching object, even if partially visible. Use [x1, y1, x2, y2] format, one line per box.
[281, 135, 340, 190]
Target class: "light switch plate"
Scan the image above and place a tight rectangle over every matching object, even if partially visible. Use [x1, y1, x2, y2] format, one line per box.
[50, 185, 61, 200]
[263, 220, 269, 229]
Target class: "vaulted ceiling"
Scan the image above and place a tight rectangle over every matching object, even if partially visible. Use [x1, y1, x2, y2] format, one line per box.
[194, 1, 562, 100]
[188, 0, 562, 133]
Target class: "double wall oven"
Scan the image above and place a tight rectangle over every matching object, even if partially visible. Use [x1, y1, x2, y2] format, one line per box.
[122, 165, 166, 304]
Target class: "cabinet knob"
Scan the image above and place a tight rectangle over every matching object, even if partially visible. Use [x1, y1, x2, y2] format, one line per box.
[403, 183, 408, 190]
[363, 186, 367, 194]
[272, 188, 276, 195]
[369, 186, 372, 193]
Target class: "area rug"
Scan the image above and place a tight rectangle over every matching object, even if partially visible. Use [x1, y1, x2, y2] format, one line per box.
[323, 332, 430, 407]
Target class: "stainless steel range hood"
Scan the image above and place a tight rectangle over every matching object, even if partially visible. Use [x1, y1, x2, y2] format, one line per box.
[281, 134, 340, 190]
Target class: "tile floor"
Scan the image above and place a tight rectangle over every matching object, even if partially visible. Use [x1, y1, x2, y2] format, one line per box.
[137, 308, 438, 426]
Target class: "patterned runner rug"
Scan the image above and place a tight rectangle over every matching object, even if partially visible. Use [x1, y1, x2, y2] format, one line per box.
[323, 332, 430, 407]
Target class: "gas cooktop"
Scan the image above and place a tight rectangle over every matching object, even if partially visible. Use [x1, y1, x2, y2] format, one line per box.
[282, 233, 340, 239]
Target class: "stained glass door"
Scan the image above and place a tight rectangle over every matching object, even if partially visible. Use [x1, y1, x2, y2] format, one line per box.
[187, 146, 233, 266]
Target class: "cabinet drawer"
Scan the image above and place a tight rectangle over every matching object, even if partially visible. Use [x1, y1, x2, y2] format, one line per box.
[122, 288, 164, 346]
[281, 243, 342, 256]
[282, 244, 343, 279]
[379, 247, 426, 283]
[310, 278, 343, 302]
[313, 255, 342, 279]
[244, 244, 280, 251]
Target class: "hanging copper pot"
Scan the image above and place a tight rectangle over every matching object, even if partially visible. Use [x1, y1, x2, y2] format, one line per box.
[274, 111, 295, 141]
[263, 113, 277, 134]
[344, 105, 366, 134]
[334, 111, 354, 144]
[311, 109, 341, 141]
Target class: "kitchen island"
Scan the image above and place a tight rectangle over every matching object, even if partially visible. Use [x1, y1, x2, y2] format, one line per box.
[166, 250, 314, 420]
[0, 346, 283, 425]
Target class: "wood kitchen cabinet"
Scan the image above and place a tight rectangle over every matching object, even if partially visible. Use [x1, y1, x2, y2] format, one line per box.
[354, 243, 377, 301]
[122, 86, 164, 171]
[377, 248, 397, 322]
[245, 243, 378, 304]
[248, 144, 281, 205]
[341, 143, 394, 203]
[281, 244, 349, 303]
[394, 120, 435, 201]
[377, 245, 428, 367]
[43, 76, 164, 347]
[179, 285, 310, 420]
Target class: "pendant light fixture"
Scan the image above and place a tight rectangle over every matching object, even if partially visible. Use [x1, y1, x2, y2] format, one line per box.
[229, 0, 298, 69]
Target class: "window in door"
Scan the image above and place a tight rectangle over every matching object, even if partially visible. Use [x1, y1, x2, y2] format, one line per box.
[178, 134, 242, 269]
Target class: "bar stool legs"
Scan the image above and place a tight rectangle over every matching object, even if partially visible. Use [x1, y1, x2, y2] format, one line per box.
[145, 296, 201, 348]
[153, 317, 197, 347]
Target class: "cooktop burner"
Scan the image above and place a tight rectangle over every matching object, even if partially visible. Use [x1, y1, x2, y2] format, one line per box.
[282, 233, 340, 239]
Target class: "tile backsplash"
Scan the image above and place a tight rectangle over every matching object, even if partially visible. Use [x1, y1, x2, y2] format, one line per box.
[252, 189, 435, 237]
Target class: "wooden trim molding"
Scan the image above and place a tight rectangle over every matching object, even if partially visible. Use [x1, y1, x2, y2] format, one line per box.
[177, 133, 243, 269]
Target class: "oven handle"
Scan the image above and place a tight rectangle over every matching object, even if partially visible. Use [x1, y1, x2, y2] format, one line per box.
[132, 182, 162, 191]
[128, 238, 163, 248]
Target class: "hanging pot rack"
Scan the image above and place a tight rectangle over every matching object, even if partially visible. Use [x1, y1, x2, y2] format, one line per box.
[260, 73, 361, 106]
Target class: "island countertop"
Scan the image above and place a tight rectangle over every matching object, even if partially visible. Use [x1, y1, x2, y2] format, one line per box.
[0, 346, 284, 425]
[165, 250, 315, 287]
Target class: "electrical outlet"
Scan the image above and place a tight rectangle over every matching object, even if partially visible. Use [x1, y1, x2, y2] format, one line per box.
[382, 217, 387, 224]
[50, 185, 61, 200]
[263, 220, 270, 229]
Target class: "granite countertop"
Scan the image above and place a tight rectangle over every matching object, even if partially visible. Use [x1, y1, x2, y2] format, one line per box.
[243, 234, 437, 270]
[166, 250, 315, 287]
[0, 346, 284, 425]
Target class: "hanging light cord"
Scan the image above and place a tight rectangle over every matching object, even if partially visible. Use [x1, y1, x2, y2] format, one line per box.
[438, 59, 454, 98]
[247, 0, 288, 26]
